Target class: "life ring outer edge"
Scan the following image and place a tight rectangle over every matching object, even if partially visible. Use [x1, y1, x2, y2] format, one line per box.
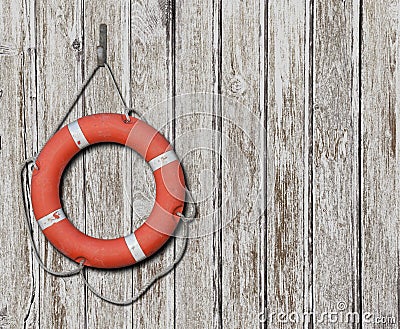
[30, 113, 186, 269]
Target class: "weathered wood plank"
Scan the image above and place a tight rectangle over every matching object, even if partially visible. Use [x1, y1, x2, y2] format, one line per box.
[258, 1, 267, 327]
[7, 2, 400, 328]
[82, 1, 134, 327]
[221, 0, 264, 327]
[174, 0, 222, 327]
[35, 0, 86, 327]
[20, 0, 41, 327]
[361, 0, 399, 326]
[313, 0, 361, 326]
[0, 0, 36, 328]
[265, 0, 306, 327]
[129, 1, 175, 327]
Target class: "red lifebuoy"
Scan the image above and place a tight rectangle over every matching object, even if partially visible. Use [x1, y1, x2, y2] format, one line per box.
[31, 113, 186, 269]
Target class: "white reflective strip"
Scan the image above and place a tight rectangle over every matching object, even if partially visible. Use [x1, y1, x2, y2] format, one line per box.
[148, 150, 178, 172]
[67, 121, 90, 149]
[37, 208, 66, 230]
[124, 233, 146, 262]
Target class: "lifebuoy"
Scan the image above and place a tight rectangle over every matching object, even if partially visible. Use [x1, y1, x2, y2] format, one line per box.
[31, 113, 186, 269]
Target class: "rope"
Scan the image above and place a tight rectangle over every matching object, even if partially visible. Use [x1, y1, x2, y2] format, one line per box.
[21, 157, 193, 302]
[20, 158, 85, 277]
[104, 63, 127, 109]
[51, 62, 143, 138]
[20, 61, 196, 304]
[81, 223, 190, 306]
[51, 65, 100, 137]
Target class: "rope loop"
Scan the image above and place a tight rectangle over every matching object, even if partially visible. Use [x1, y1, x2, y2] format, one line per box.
[20, 53, 196, 304]
[79, 222, 190, 306]
[21, 157, 192, 303]
[177, 212, 195, 224]
[20, 159, 86, 277]
[178, 189, 197, 223]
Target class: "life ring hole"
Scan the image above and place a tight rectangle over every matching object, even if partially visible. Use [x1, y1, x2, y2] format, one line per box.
[60, 142, 155, 239]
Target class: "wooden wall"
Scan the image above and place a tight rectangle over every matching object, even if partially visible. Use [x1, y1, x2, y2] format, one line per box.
[1, 0, 399, 328]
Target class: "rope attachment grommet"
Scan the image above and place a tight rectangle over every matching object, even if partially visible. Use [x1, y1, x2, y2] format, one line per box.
[123, 108, 133, 123]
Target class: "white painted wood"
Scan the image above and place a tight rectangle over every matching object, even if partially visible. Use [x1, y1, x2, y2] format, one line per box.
[221, 0, 264, 327]
[34, 0, 86, 327]
[0, 0, 38, 328]
[303, 0, 313, 326]
[21, 0, 42, 326]
[82, 1, 134, 327]
[312, 0, 361, 327]
[3, 1, 400, 328]
[266, 1, 306, 328]
[174, 0, 222, 328]
[129, 1, 175, 328]
[361, 0, 400, 326]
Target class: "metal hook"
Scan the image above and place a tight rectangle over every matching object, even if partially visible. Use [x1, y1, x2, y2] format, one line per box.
[97, 24, 107, 67]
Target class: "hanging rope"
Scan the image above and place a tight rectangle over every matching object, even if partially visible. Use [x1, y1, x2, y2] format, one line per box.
[20, 158, 85, 277]
[50, 63, 143, 139]
[81, 223, 190, 306]
[21, 154, 193, 302]
[21, 25, 196, 304]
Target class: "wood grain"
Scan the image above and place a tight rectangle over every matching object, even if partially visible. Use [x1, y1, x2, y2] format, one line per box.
[361, 0, 400, 326]
[174, 0, 222, 327]
[266, 0, 306, 328]
[221, 0, 264, 327]
[0, 0, 35, 327]
[129, 1, 175, 327]
[20, 0, 42, 327]
[3, 1, 400, 327]
[82, 1, 134, 327]
[313, 0, 361, 326]
[34, 0, 86, 327]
